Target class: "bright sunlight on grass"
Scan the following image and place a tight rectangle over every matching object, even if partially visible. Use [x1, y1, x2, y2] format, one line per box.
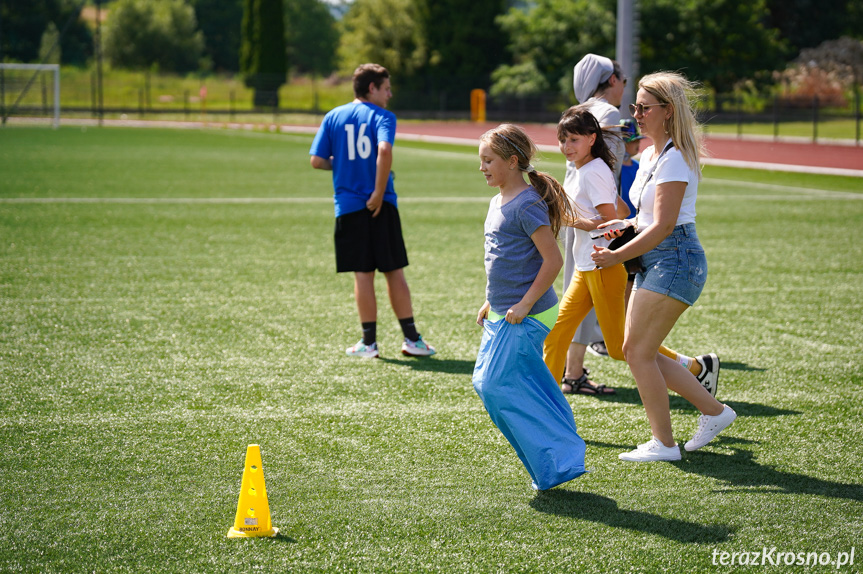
[0, 126, 860, 572]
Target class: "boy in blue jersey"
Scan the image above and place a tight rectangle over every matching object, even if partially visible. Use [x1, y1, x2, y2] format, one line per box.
[310, 63, 436, 359]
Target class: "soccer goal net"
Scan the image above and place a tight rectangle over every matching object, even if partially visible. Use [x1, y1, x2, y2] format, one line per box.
[0, 64, 60, 128]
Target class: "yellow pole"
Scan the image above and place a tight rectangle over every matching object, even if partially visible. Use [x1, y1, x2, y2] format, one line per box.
[471, 89, 486, 123]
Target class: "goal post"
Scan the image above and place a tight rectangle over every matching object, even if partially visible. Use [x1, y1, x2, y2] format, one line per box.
[0, 63, 61, 129]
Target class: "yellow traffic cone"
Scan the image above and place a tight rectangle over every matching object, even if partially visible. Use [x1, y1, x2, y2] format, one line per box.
[227, 444, 279, 538]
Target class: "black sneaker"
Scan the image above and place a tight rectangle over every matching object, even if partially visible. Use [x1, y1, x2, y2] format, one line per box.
[695, 353, 720, 397]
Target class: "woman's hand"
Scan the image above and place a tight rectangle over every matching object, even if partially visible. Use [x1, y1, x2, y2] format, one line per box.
[591, 245, 622, 269]
[476, 301, 490, 326]
[595, 219, 632, 239]
[505, 302, 530, 324]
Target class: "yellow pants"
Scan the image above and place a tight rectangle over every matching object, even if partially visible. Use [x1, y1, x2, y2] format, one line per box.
[544, 264, 628, 383]
[544, 264, 680, 383]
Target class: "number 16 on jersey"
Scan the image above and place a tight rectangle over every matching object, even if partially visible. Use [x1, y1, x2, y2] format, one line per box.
[345, 123, 372, 160]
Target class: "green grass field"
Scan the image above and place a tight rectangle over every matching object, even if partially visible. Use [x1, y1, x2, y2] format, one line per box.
[0, 126, 861, 573]
[55, 67, 355, 114]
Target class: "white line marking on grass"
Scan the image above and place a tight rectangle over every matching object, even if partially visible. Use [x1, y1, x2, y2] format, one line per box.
[401, 197, 490, 203]
[698, 194, 863, 201]
[3, 181, 856, 205]
[203, 128, 315, 145]
[704, 177, 862, 196]
[0, 197, 492, 204]
[0, 197, 333, 204]
[702, 157, 863, 177]
[396, 147, 478, 161]
[395, 132, 863, 177]
[702, 178, 863, 200]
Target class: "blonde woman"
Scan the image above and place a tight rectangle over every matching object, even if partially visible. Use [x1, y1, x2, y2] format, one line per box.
[592, 72, 736, 461]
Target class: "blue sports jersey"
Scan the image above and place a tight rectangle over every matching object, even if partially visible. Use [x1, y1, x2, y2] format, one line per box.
[309, 102, 398, 217]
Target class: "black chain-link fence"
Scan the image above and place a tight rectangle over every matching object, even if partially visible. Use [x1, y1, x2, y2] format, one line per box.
[7, 66, 861, 142]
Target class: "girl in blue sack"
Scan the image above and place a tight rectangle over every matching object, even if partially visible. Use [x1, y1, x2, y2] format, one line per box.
[473, 124, 587, 491]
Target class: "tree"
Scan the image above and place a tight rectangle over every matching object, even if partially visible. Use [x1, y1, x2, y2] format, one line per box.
[336, 0, 426, 79]
[192, 0, 244, 72]
[492, 0, 616, 97]
[489, 0, 812, 100]
[776, 36, 863, 107]
[38, 22, 61, 65]
[796, 36, 863, 84]
[241, 0, 287, 108]
[639, 0, 787, 94]
[415, 0, 508, 94]
[489, 61, 549, 98]
[285, 0, 338, 77]
[0, 0, 91, 65]
[103, 0, 204, 73]
[765, 0, 863, 57]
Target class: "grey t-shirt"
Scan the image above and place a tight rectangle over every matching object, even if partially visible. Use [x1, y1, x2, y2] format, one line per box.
[484, 187, 558, 316]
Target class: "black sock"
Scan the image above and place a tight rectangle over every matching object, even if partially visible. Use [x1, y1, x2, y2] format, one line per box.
[399, 316, 420, 342]
[361, 322, 376, 346]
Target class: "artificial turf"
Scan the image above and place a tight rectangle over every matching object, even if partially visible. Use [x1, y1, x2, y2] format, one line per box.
[0, 125, 860, 572]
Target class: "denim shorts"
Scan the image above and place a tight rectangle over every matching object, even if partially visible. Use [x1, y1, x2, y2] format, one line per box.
[633, 223, 707, 306]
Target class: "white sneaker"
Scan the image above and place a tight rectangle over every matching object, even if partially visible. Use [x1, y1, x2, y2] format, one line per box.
[619, 437, 681, 462]
[695, 353, 720, 397]
[346, 340, 379, 358]
[586, 341, 609, 357]
[684, 405, 737, 451]
[401, 335, 436, 357]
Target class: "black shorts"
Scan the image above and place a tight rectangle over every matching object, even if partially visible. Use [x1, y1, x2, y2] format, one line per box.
[334, 202, 409, 273]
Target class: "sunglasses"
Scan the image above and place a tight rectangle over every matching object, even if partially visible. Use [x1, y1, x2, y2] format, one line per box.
[629, 103, 666, 115]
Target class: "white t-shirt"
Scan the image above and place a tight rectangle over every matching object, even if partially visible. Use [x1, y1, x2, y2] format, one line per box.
[584, 97, 623, 186]
[564, 157, 618, 272]
[563, 98, 624, 190]
[629, 144, 699, 231]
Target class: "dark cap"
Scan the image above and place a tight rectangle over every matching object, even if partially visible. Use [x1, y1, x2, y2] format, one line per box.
[620, 119, 644, 143]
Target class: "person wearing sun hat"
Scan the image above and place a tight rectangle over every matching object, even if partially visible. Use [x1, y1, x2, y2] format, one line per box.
[572, 54, 627, 185]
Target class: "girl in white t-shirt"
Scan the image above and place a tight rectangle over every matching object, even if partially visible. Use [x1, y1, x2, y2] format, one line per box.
[545, 107, 717, 398]
[543, 106, 628, 392]
[592, 72, 737, 462]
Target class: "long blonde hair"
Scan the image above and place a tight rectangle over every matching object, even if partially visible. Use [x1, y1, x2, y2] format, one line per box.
[638, 72, 705, 178]
[479, 124, 575, 238]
